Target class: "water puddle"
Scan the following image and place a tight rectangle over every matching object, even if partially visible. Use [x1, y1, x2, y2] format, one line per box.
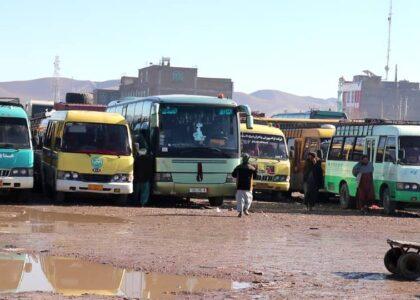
[0, 207, 126, 234]
[0, 252, 250, 298]
[334, 272, 402, 281]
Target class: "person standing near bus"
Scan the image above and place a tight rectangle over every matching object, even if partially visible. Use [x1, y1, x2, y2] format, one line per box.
[303, 152, 323, 211]
[134, 139, 154, 207]
[232, 153, 257, 218]
[352, 155, 374, 213]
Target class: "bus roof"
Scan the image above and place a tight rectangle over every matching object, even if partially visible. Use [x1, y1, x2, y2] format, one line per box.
[49, 110, 127, 125]
[240, 123, 285, 136]
[283, 127, 335, 139]
[108, 94, 238, 107]
[373, 125, 420, 136]
[0, 105, 28, 119]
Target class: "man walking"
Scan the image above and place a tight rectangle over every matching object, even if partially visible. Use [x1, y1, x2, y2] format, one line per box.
[232, 153, 257, 217]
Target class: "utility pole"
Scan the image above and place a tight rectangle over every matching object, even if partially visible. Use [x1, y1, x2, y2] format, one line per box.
[385, 0, 392, 80]
[53, 56, 61, 103]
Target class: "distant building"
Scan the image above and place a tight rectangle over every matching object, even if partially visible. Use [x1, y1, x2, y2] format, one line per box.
[338, 71, 420, 121]
[93, 89, 120, 105]
[119, 57, 233, 99]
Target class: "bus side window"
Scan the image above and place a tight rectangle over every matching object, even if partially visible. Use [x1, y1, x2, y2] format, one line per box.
[384, 136, 397, 163]
[376, 136, 387, 163]
[328, 137, 344, 160]
[126, 103, 136, 125]
[142, 101, 152, 124]
[342, 137, 355, 161]
[134, 101, 144, 128]
[303, 138, 318, 160]
[352, 137, 366, 161]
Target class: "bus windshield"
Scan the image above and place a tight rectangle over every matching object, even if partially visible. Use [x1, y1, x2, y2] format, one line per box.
[158, 105, 239, 158]
[0, 117, 30, 149]
[399, 136, 420, 166]
[62, 122, 131, 155]
[242, 133, 288, 160]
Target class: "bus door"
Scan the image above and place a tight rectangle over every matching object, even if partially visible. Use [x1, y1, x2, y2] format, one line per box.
[383, 136, 398, 193]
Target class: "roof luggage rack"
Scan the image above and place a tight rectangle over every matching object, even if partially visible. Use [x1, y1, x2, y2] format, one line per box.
[0, 97, 23, 108]
[338, 118, 420, 126]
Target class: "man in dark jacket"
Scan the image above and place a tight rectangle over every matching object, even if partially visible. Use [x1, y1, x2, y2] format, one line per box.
[232, 153, 257, 217]
[133, 139, 154, 207]
[303, 151, 323, 211]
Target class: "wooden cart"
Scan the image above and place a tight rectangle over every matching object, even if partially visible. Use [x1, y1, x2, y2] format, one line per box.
[384, 239, 420, 280]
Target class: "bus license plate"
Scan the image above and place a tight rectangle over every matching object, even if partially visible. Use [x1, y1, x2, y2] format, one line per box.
[189, 188, 207, 193]
[88, 184, 103, 191]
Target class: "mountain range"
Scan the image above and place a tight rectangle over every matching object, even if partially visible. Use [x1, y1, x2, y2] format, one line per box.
[0, 77, 337, 116]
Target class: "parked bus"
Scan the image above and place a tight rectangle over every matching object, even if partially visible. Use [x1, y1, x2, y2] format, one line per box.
[41, 110, 134, 203]
[240, 124, 290, 200]
[325, 119, 420, 214]
[256, 118, 338, 196]
[0, 99, 33, 200]
[107, 95, 253, 206]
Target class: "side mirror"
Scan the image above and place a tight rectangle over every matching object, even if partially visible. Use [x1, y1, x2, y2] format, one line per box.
[246, 115, 254, 129]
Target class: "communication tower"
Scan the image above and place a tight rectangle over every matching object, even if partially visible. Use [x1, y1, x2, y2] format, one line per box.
[385, 0, 392, 80]
[53, 55, 61, 103]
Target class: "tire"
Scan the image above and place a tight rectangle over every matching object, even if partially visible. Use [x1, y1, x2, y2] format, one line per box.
[397, 252, 420, 281]
[382, 187, 395, 215]
[384, 247, 403, 274]
[339, 183, 353, 209]
[209, 197, 224, 207]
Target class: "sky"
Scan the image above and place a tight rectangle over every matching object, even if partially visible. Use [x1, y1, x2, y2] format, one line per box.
[1, 0, 419, 98]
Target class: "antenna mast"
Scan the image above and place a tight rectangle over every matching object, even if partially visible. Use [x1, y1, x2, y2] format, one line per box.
[53, 55, 61, 103]
[385, 0, 392, 80]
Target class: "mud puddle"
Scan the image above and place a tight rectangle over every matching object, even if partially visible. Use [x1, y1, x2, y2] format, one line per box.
[0, 207, 126, 234]
[0, 252, 250, 298]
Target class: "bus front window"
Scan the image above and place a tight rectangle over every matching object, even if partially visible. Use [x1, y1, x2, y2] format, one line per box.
[158, 105, 239, 158]
[0, 117, 30, 149]
[62, 123, 131, 156]
[399, 136, 420, 165]
[242, 133, 288, 160]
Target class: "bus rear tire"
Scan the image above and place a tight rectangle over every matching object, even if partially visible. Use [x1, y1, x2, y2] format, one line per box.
[209, 197, 223, 207]
[382, 187, 395, 215]
[339, 183, 353, 209]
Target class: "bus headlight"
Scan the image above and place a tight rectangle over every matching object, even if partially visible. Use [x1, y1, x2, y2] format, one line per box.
[273, 175, 289, 182]
[111, 174, 131, 182]
[397, 182, 419, 191]
[57, 171, 79, 180]
[226, 173, 236, 183]
[155, 172, 173, 182]
[10, 168, 33, 177]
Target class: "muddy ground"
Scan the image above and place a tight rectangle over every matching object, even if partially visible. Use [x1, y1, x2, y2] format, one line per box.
[0, 194, 419, 299]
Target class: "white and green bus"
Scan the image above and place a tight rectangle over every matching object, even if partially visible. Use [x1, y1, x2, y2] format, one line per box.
[107, 95, 253, 206]
[325, 120, 420, 214]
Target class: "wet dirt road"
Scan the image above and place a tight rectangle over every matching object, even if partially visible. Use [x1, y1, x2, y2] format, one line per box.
[0, 195, 419, 299]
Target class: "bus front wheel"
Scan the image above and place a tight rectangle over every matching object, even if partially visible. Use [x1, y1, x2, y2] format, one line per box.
[209, 197, 223, 207]
[382, 187, 395, 215]
[339, 183, 353, 209]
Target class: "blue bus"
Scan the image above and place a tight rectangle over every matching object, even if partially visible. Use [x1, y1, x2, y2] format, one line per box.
[0, 99, 34, 200]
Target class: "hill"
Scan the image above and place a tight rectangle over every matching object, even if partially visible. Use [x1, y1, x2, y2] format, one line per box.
[233, 90, 337, 116]
[0, 77, 119, 100]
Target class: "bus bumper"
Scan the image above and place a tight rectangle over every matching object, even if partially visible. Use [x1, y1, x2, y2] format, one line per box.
[0, 177, 33, 189]
[154, 182, 236, 198]
[253, 181, 290, 192]
[395, 190, 420, 203]
[56, 180, 133, 194]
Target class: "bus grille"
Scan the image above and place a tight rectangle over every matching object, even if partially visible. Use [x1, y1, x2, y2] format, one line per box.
[79, 174, 113, 183]
[0, 170, 10, 177]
